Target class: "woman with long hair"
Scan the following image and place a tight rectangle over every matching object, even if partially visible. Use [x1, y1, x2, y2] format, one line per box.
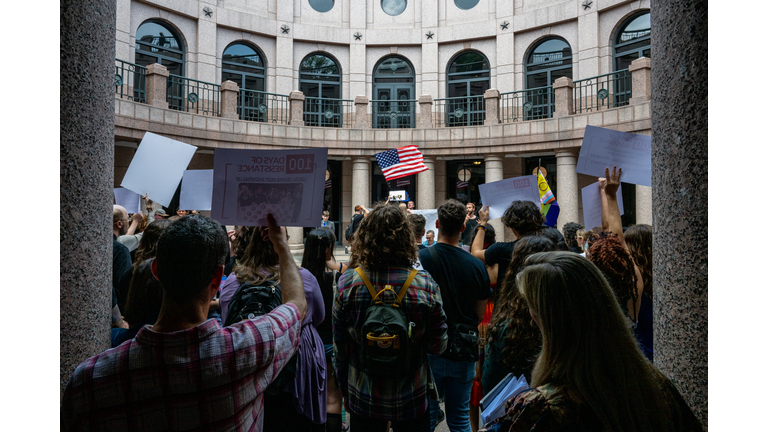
[625, 223, 654, 361]
[219, 226, 327, 431]
[111, 258, 162, 347]
[333, 204, 447, 432]
[133, 219, 173, 265]
[480, 236, 555, 394]
[480, 252, 701, 432]
[302, 228, 346, 432]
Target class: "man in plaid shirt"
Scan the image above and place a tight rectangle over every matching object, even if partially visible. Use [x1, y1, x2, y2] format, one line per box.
[61, 214, 307, 432]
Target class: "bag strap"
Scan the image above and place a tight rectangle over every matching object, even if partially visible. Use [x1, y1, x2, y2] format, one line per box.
[395, 269, 418, 307]
[355, 267, 418, 307]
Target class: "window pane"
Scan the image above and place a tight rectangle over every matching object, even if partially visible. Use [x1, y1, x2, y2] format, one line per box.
[135, 52, 159, 67]
[309, 0, 335, 13]
[449, 52, 489, 74]
[615, 52, 639, 71]
[381, 0, 407, 16]
[528, 39, 571, 65]
[550, 68, 572, 84]
[527, 72, 548, 89]
[301, 83, 320, 98]
[244, 76, 264, 92]
[300, 54, 340, 77]
[618, 12, 651, 44]
[161, 59, 183, 75]
[448, 82, 468, 98]
[454, 0, 480, 10]
[136, 22, 183, 52]
[223, 44, 262, 67]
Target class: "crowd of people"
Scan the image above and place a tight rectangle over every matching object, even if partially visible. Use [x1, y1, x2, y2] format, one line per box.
[62, 166, 700, 432]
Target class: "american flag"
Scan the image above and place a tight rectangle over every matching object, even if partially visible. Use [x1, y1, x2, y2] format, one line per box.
[374, 145, 428, 181]
[396, 178, 411, 187]
[457, 179, 469, 189]
[325, 179, 332, 189]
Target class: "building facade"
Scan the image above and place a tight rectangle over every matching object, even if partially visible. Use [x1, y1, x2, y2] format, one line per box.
[113, 0, 653, 244]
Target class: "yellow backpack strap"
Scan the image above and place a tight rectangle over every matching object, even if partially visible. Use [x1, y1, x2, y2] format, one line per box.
[355, 267, 378, 300]
[394, 268, 418, 307]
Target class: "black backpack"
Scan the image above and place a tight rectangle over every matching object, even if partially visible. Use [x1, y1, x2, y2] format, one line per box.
[223, 279, 297, 395]
[356, 267, 418, 378]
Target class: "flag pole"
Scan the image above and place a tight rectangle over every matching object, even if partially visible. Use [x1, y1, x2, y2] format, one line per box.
[537, 158, 541, 177]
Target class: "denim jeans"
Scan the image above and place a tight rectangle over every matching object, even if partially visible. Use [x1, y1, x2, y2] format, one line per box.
[428, 355, 476, 432]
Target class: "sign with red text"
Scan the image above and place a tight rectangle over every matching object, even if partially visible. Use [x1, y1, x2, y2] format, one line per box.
[478, 175, 540, 220]
[211, 148, 328, 227]
[576, 125, 652, 187]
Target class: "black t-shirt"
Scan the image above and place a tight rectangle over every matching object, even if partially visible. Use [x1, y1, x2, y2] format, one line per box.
[462, 217, 479, 245]
[113, 235, 133, 311]
[419, 243, 491, 328]
[316, 271, 337, 345]
[417, 243, 427, 250]
[351, 213, 364, 233]
[484, 241, 518, 283]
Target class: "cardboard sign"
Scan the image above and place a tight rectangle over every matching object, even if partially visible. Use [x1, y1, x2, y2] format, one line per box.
[478, 175, 540, 220]
[576, 125, 652, 187]
[113, 188, 141, 214]
[211, 148, 328, 227]
[581, 181, 625, 231]
[120, 132, 197, 206]
[179, 170, 214, 211]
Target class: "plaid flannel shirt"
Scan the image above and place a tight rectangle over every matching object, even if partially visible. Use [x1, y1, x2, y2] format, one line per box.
[333, 267, 447, 421]
[61, 303, 301, 432]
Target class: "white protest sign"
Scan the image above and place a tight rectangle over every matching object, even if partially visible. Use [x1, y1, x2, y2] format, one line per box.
[179, 170, 214, 211]
[576, 125, 652, 187]
[113, 188, 141, 214]
[388, 190, 408, 202]
[478, 175, 540, 220]
[412, 209, 438, 244]
[211, 148, 328, 227]
[120, 132, 197, 206]
[581, 182, 625, 231]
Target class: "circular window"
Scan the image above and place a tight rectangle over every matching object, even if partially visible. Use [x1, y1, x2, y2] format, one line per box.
[309, 0, 334, 13]
[454, 0, 480, 10]
[381, 0, 407, 16]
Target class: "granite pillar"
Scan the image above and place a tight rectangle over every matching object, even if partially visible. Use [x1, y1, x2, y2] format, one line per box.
[629, 57, 652, 105]
[61, 0, 116, 398]
[636, 185, 653, 225]
[220, 80, 240, 120]
[351, 156, 371, 214]
[354, 96, 370, 129]
[554, 149, 579, 232]
[417, 157, 436, 210]
[434, 158, 447, 208]
[145, 63, 169, 109]
[483, 89, 500, 125]
[484, 154, 505, 235]
[287, 226, 304, 253]
[553, 77, 575, 118]
[652, 0, 708, 428]
[289, 91, 305, 126]
[417, 95, 434, 129]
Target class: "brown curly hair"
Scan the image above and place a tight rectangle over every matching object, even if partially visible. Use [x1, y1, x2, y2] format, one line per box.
[588, 232, 638, 321]
[231, 226, 258, 262]
[483, 236, 555, 370]
[350, 203, 417, 269]
[625, 224, 653, 299]
[500, 200, 545, 237]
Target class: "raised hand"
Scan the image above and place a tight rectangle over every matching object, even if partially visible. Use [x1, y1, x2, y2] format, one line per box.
[478, 205, 490, 225]
[604, 166, 622, 197]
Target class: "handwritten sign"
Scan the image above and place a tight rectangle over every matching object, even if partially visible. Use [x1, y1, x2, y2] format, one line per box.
[576, 125, 652, 187]
[179, 170, 213, 211]
[478, 175, 540, 220]
[120, 132, 197, 206]
[581, 182, 624, 231]
[113, 188, 141, 214]
[211, 148, 328, 227]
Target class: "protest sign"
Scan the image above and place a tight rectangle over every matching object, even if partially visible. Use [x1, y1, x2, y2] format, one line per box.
[581, 181, 624, 231]
[211, 148, 328, 227]
[576, 125, 652, 187]
[179, 170, 214, 211]
[412, 209, 438, 244]
[120, 132, 197, 206]
[388, 190, 409, 202]
[478, 175, 540, 220]
[113, 188, 141, 214]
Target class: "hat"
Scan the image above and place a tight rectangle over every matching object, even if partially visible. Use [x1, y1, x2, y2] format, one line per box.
[154, 209, 169, 217]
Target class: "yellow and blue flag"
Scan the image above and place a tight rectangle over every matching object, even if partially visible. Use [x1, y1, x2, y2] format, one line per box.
[537, 171, 559, 227]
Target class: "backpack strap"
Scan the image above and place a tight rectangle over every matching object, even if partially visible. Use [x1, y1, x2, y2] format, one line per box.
[355, 267, 418, 307]
[394, 269, 418, 307]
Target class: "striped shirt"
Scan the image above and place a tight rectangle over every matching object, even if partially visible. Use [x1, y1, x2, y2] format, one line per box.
[333, 267, 448, 421]
[61, 304, 301, 432]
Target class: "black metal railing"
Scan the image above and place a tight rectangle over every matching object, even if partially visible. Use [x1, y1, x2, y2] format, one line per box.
[433, 95, 486, 127]
[371, 99, 417, 128]
[303, 97, 353, 128]
[115, 59, 146, 103]
[573, 69, 632, 113]
[500, 86, 555, 122]
[239, 90, 289, 124]
[167, 74, 220, 115]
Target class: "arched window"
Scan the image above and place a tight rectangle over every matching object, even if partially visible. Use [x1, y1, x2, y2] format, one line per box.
[525, 37, 572, 119]
[614, 11, 650, 71]
[222, 43, 267, 121]
[445, 50, 490, 126]
[300, 53, 343, 127]
[372, 56, 415, 128]
[135, 20, 185, 110]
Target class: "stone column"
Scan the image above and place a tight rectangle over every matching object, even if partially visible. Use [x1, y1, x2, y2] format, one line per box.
[289, 91, 305, 126]
[554, 149, 579, 232]
[635, 185, 652, 225]
[484, 154, 505, 235]
[652, 1, 707, 428]
[61, 0, 115, 398]
[287, 226, 304, 253]
[434, 158, 447, 208]
[483, 89, 500, 125]
[629, 57, 652, 105]
[417, 95, 434, 129]
[553, 77, 574, 118]
[220, 80, 239, 119]
[354, 95, 370, 129]
[145, 63, 169, 109]
[351, 156, 371, 215]
[417, 156, 436, 209]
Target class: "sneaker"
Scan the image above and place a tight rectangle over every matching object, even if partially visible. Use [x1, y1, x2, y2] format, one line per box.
[437, 408, 445, 425]
[341, 422, 349, 432]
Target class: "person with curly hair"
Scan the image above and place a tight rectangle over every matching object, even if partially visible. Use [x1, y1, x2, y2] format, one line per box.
[561, 222, 584, 253]
[334, 203, 448, 432]
[470, 200, 545, 282]
[479, 252, 701, 432]
[480, 236, 555, 395]
[625, 223, 654, 361]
